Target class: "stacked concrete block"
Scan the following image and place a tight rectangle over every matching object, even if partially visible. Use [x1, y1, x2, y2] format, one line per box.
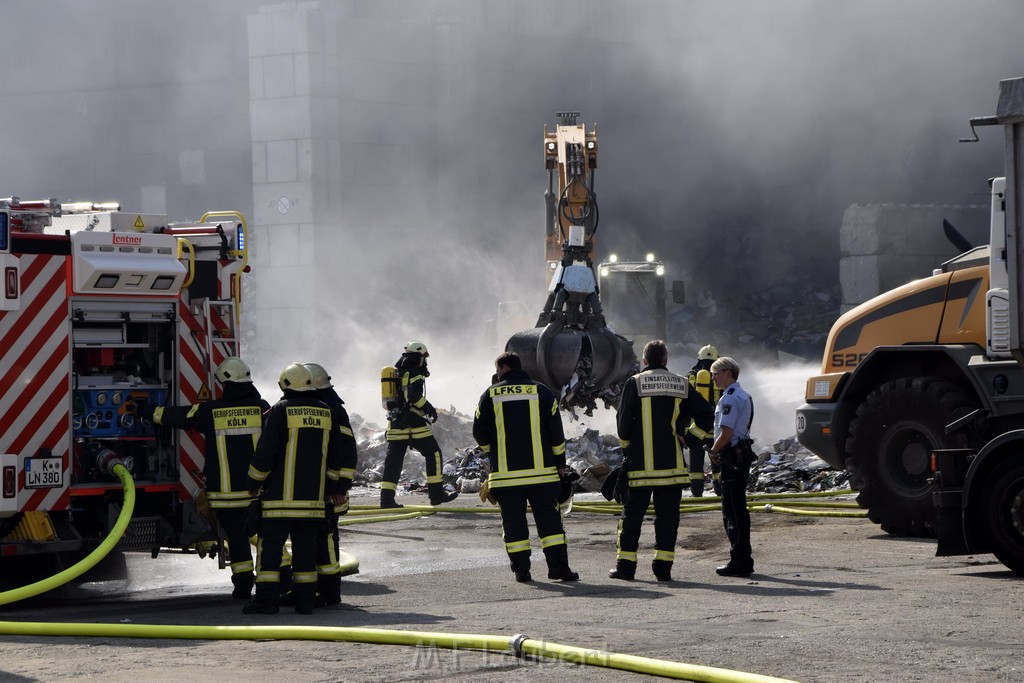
[839, 203, 986, 312]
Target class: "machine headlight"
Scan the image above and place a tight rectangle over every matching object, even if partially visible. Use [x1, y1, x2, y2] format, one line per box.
[600, 267, 609, 277]
[646, 253, 655, 263]
[655, 265, 665, 276]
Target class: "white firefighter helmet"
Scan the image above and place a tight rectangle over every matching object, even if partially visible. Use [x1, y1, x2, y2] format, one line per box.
[215, 356, 252, 384]
[278, 362, 314, 392]
[698, 344, 719, 361]
[404, 340, 429, 356]
[303, 362, 332, 390]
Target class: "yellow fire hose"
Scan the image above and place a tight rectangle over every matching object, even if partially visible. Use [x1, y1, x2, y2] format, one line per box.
[0, 620, 797, 682]
[0, 463, 136, 607]
[0, 476, 840, 682]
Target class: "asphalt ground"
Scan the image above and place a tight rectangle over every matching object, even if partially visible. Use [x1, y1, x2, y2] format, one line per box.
[1, 489, 1022, 682]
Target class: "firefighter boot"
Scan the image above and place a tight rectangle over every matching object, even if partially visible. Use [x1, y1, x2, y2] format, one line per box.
[293, 584, 316, 615]
[652, 559, 673, 582]
[315, 575, 342, 607]
[510, 555, 531, 583]
[231, 572, 255, 600]
[243, 584, 280, 614]
[608, 559, 636, 581]
[544, 545, 579, 582]
[242, 600, 279, 614]
[690, 479, 704, 498]
[427, 483, 459, 505]
[380, 489, 404, 509]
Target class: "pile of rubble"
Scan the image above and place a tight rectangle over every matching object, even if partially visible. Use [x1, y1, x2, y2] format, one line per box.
[673, 274, 840, 361]
[350, 409, 848, 496]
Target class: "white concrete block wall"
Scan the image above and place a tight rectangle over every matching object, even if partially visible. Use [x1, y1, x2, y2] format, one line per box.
[839, 203, 986, 310]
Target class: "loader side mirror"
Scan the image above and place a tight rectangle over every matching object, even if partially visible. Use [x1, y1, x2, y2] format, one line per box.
[670, 280, 685, 304]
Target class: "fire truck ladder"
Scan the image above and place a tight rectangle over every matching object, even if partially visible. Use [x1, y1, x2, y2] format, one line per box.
[200, 298, 238, 391]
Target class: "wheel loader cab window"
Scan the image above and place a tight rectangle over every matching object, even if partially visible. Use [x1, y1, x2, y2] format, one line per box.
[151, 275, 175, 291]
[0, 211, 8, 252]
[94, 274, 119, 289]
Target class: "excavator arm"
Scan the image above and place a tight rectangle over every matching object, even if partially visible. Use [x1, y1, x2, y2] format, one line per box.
[506, 113, 637, 416]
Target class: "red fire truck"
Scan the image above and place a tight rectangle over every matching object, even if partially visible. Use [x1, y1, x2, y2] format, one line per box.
[0, 198, 249, 579]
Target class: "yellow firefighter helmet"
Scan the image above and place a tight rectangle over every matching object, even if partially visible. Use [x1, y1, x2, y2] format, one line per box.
[698, 344, 719, 361]
[404, 340, 429, 356]
[215, 356, 252, 384]
[278, 362, 314, 392]
[303, 362, 332, 390]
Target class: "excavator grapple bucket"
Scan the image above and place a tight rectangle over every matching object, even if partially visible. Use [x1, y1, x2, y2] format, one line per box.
[505, 321, 636, 413]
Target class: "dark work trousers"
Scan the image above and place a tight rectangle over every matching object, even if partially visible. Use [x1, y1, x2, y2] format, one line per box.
[382, 436, 443, 487]
[492, 482, 566, 572]
[720, 458, 753, 569]
[617, 485, 683, 561]
[254, 518, 320, 609]
[316, 505, 341, 601]
[215, 507, 255, 591]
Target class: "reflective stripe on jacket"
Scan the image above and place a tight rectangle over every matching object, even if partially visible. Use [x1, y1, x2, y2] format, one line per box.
[617, 366, 714, 488]
[473, 369, 566, 489]
[247, 392, 344, 519]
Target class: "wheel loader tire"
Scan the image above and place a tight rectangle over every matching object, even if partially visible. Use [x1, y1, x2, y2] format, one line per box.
[980, 458, 1024, 575]
[845, 377, 979, 537]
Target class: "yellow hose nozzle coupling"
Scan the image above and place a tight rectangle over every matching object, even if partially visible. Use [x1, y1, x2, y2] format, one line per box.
[96, 449, 133, 476]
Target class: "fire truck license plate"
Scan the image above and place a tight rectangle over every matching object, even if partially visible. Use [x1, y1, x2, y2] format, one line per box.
[25, 457, 64, 489]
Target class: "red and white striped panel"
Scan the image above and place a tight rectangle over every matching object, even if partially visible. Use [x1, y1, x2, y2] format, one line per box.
[0, 253, 71, 513]
[175, 301, 238, 501]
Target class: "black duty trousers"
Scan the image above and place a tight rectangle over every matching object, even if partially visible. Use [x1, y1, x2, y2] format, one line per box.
[492, 482, 566, 572]
[254, 518, 320, 607]
[721, 458, 753, 569]
[616, 485, 683, 562]
[214, 506, 255, 590]
[382, 436, 444, 486]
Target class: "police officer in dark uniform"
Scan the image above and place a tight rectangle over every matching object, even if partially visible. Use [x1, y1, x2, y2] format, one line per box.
[472, 352, 578, 583]
[706, 356, 756, 577]
[243, 363, 345, 614]
[610, 340, 714, 582]
[380, 340, 458, 508]
[684, 344, 722, 497]
[141, 356, 270, 599]
[304, 363, 358, 608]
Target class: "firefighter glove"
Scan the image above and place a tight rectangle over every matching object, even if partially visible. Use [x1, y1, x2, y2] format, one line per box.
[613, 469, 629, 504]
[136, 402, 156, 420]
[423, 405, 438, 423]
[558, 469, 580, 504]
[479, 479, 497, 505]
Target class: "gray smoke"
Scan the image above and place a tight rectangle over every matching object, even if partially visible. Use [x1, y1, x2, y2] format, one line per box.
[2, 0, 1022, 418]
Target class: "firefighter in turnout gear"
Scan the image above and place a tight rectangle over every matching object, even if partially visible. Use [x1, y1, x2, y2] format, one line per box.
[140, 356, 270, 599]
[611, 340, 714, 582]
[243, 363, 345, 614]
[684, 344, 722, 497]
[473, 352, 579, 583]
[304, 362, 358, 607]
[380, 341, 458, 508]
